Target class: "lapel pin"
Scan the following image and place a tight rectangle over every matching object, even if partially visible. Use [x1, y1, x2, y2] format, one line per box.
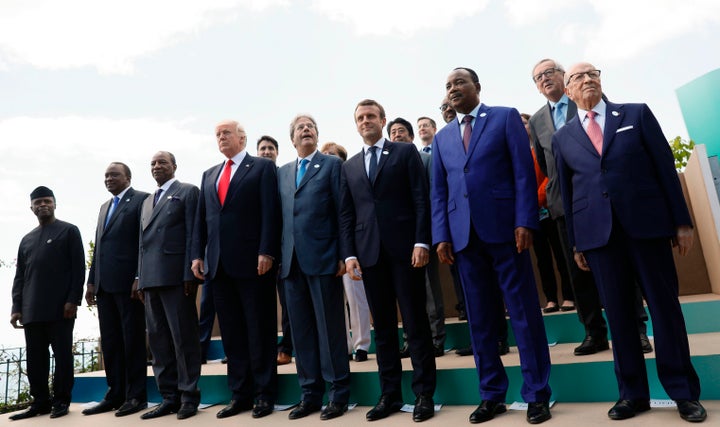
[479, 112, 487, 117]
[314, 164, 320, 168]
[166, 195, 172, 199]
[382, 150, 389, 155]
[46, 239, 52, 244]
[612, 111, 619, 116]
[245, 164, 250, 168]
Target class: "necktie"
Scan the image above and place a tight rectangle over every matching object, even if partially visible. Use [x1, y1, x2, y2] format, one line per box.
[368, 146, 378, 183]
[554, 101, 566, 130]
[153, 189, 163, 207]
[217, 159, 234, 205]
[296, 158, 309, 187]
[105, 196, 119, 227]
[462, 115, 473, 153]
[422, 146, 431, 154]
[585, 111, 603, 155]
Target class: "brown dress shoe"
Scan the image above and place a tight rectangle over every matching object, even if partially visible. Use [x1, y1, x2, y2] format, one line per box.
[277, 352, 292, 365]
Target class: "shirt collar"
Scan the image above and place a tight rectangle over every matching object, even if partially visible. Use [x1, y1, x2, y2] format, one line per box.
[548, 94, 569, 110]
[577, 99, 607, 120]
[456, 103, 481, 125]
[157, 178, 177, 193]
[297, 150, 318, 164]
[365, 138, 385, 152]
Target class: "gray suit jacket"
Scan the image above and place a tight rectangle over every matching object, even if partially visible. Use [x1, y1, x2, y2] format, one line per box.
[278, 152, 343, 279]
[138, 180, 199, 288]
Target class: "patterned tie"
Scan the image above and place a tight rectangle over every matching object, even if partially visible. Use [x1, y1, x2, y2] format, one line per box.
[585, 111, 603, 155]
[105, 196, 120, 227]
[554, 101, 566, 130]
[217, 159, 234, 205]
[368, 146, 378, 183]
[296, 158, 309, 187]
[422, 146, 431, 154]
[153, 189, 163, 207]
[462, 115, 473, 153]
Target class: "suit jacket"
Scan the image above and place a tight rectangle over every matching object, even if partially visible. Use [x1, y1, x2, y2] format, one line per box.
[431, 104, 538, 251]
[339, 140, 430, 267]
[138, 180, 200, 288]
[529, 99, 578, 218]
[192, 154, 281, 280]
[278, 152, 343, 279]
[88, 187, 149, 293]
[552, 101, 692, 252]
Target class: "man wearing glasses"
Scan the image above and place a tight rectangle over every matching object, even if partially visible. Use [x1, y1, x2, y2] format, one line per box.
[553, 62, 706, 423]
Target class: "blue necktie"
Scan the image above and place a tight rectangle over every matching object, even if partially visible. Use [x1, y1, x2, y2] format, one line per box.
[554, 101, 566, 130]
[368, 146, 378, 183]
[296, 158, 309, 187]
[422, 146, 431, 154]
[105, 196, 119, 227]
[153, 189, 163, 207]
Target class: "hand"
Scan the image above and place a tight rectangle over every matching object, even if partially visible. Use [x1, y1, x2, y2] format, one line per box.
[184, 281, 199, 297]
[191, 259, 205, 280]
[85, 284, 97, 306]
[514, 227, 533, 253]
[436, 242, 454, 265]
[574, 251, 590, 271]
[131, 279, 142, 301]
[10, 313, 23, 329]
[411, 247, 429, 268]
[336, 260, 346, 277]
[346, 259, 362, 280]
[257, 255, 273, 276]
[673, 225, 694, 256]
[63, 303, 78, 319]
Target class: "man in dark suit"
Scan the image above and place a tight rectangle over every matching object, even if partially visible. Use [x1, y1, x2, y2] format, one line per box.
[9, 186, 85, 420]
[136, 151, 201, 420]
[553, 62, 706, 423]
[278, 115, 350, 420]
[340, 99, 436, 423]
[431, 67, 552, 424]
[83, 162, 149, 417]
[191, 120, 281, 419]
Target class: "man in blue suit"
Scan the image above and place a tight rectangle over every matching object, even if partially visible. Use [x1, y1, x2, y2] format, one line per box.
[431, 67, 552, 424]
[191, 120, 281, 419]
[277, 114, 350, 420]
[553, 62, 706, 423]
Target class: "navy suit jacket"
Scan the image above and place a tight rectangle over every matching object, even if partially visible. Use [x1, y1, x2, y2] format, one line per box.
[88, 187, 149, 293]
[278, 152, 343, 278]
[192, 154, 281, 281]
[138, 180, 199, 288]
[339, 140, 430, 267]
[552, 102, 692, 252]
[431, 104, 538, 251]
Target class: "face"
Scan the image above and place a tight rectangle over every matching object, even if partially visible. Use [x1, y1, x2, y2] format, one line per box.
[533, 60, 565, 102]
[150, 152, 176, 186]
[104, 163, 131, 195]
[446, 69, 480, 114]
[440, 97, 456, 123]
[291, 117, 319, 152]
[389, 123, 413, 142]
[355, 105, 386, 143]
[565, 62, 602, 110]
[417, 118, 436, 143]
[215, 121, 246, 158]
[30, 196, 56, 221]
[521, 116, 531, 139]
[257, 140, 278, 163]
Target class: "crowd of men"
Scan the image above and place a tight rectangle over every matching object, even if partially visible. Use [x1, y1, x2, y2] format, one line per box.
[9, 60, 706, 424]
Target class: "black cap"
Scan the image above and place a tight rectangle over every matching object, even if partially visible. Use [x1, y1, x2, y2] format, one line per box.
[30, 186, 54, 200]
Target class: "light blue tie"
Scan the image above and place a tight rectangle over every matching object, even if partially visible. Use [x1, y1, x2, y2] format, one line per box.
[554, 101, 566, 130]
[296, 158, 309, 187]
[105, 196, 120, 227]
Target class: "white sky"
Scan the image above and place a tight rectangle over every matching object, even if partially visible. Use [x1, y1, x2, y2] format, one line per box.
[1, 0, 719, 347]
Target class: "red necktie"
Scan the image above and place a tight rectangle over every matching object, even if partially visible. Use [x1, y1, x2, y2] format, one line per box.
[462, 115, 473, 153]
[217, 159, 234, 205]
[586, 111, 603, 155]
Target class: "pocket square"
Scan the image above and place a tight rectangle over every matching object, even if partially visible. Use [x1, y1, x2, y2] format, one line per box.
[616, 125, 634, 133]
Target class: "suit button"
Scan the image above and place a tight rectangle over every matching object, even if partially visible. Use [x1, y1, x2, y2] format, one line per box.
[602, 192, 608, 198]
[464, 193, 468, 198]
[464, 168, 469, 173]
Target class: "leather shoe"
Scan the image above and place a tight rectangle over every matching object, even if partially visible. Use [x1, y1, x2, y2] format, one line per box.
[574, 336, 609, 356]
[115, 398, 148, 417]
[82, 399, 120, 415]
[9, 406, 51, 420]
[469, 400, 506, 423]
[434, 345, 445, 357]
[497, 341, 510, 356]
[399, 344, 410, 359]
[607, 399, 650, 420]
[456, 346, 473, 356]
[50, 403, 69, 418]
[277, 351, 292, 365]
[320, 401, 348, 420]
[252, 400, 274, 418]
[355, 349, 368, 362]
[216, 399, 253, 418]
[176, 402, 198, 420]
[141, 401, 180, 419]
[527, 401, 551, 424]
[676, 400, 706, 422]
[413, 395, 434, 422]
[288, 401, 321, 419]
[366, 393, 404, 421]
[640, 333, 654, 353]
[542, 304, 559, 314]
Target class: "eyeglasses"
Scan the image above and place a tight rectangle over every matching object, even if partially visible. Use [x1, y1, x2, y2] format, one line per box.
[439, 104, 449, 112]
[533, 68, 563, 83]
[567, 70, 601, 84]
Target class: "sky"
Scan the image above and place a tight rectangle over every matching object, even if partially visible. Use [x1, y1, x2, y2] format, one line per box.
[1, 0, 719, 347]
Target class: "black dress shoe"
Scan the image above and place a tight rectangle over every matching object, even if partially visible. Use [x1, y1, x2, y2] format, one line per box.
[527, 401, 551, 424]
[176, 402, 198, 419]
[366, 393, 404, 421]
[434, 345, 445, 357]
[456, 347, 473, 356]
[497, 341, 510, 356]
[116, 398, 148, 417]
[607, 399, 650, 420]
[676, 400, 707, 422]
[574, 336, 610, 356]
[355, 349, 368, 362]
[50, 403, 70, 418]
[640, 333, 654, 353]
[9, 406, 51, 420]
[141, 401, 180, 419]
[469, 400, 506, 423]
[399, 344, 410, 359]
[252, 400, 274, 418]
[320, 401, 348, 420]
[413, 395, 435, 422]
[542, 305, 559, 314]
[216, 399, 253, 418]
[288, 401, 321, 420]
[82, 399, 120, 415]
